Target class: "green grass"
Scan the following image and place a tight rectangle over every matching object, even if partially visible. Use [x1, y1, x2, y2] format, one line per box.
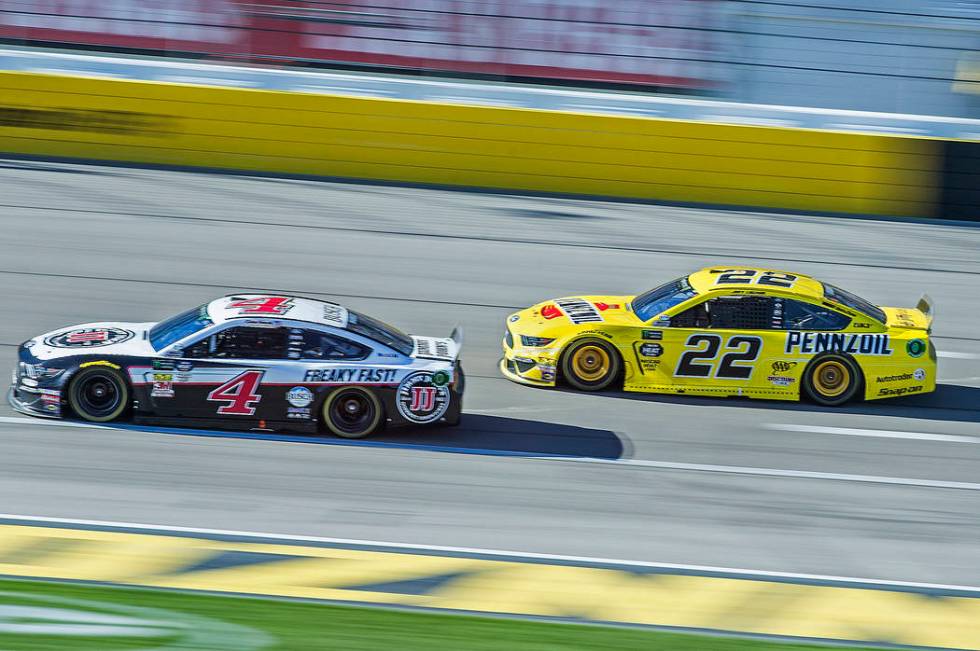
[0, 578, 877, 651]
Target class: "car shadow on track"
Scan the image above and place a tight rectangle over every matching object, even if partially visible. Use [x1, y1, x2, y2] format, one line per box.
[563, 383, 980, 424]
[105, 414, 626, 460]
[377, 414, 625, 459]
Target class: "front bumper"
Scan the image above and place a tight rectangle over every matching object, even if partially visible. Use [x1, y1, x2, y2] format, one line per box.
[7, 385, 62, 418]
[500, 330, 557, 387]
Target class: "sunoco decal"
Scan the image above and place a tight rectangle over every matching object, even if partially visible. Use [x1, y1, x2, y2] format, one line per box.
[396, 372, 450, 424]
[785, 332, 892, 356]
[44, 327, 134, 348]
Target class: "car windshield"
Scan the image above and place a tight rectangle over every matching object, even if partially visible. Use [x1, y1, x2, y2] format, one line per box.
[149, 305, 213, 351]
[346, 310, 414, 356]
[632, 277, 699, 321]
[823, 283, 886, 324]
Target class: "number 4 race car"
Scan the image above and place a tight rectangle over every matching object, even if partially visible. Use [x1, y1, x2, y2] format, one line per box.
[9, 295, 463, 438]
[502, 266, 935, 406]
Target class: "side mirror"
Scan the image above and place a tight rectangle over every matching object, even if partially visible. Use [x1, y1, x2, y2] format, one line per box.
[652, 316, 671, 327]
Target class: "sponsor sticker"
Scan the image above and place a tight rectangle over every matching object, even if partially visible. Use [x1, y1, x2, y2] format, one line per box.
[303, 368, 398, 384]
[151, 373, 174, 398]
[639, 343, 663, 358]
[907, 339, 926, 358]
[771, 361, 798, 374]
[509, 314, 520, 323]
[914, 368, 926, 381]
[176, 361, 193, 372]
[287, 406, 312, 419]
[767, 375, 795, 387]
[785, 332, 892, 356]
[878, 385, 924, 397]
[44, 327, 134, 349]
[396, 372, 451, 424]
[642, 330, 663, 341]
[286, 386, 314, 408]
[640, 359, 661, 372]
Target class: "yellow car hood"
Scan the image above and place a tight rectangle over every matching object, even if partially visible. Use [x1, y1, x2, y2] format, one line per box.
[513, 295, 640, 333]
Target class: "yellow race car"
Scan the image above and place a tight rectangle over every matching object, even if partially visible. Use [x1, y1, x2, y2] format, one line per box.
[501, 266, 935, 406]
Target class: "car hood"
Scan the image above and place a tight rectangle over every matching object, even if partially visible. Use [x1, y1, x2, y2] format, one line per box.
[25, 322, 158, 361]
[510, 296, 640, 333]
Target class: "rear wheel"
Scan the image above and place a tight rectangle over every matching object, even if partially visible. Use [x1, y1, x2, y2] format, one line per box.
[561, 338, 621, 391]
[322, 387, 384, 439]
[68, 367, 129, 422]
[803, 354, 861, 406]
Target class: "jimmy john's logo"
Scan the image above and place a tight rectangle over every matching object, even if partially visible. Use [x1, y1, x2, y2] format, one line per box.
[786, 332, 892, 356]
[44, 327, 134, 348]
[396, 372, 450, 424]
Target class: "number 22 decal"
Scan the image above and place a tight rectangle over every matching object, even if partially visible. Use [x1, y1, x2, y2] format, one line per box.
[208, 370, 264, 415]
[675, 334, 762, 379]
[710, 269, 797, 288]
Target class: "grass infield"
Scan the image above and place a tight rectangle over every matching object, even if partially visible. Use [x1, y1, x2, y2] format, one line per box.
[0, 578, 877, 650]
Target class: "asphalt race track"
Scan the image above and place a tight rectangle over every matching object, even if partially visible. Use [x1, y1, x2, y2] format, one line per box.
[1, 158, 978, 587]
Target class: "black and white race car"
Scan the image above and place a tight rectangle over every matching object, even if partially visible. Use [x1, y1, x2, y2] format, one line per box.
[9, 295, 463, 438]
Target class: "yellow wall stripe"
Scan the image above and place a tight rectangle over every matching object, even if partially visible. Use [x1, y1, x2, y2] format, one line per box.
[0, 72, 942, 216]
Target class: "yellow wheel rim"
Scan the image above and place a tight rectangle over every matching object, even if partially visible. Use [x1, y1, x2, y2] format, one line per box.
[571, 345, 611, 382]
[813, 360, 850, 397]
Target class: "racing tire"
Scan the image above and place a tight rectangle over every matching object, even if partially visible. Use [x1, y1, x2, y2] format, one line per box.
[561, 338, 622, 392]
[67, 367, 130, 423]
[322, 387, 384, 439]
[802, 353, 862, 406]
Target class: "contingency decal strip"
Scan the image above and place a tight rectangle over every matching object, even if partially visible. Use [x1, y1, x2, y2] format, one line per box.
[0, 523, 976, 649]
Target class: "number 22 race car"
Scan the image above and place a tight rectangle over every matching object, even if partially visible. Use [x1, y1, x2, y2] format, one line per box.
[502, 266, 935, 406]
[9, 295, 463, 438]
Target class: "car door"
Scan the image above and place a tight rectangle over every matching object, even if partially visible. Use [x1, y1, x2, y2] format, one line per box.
[657, 293, 783, 396]
[149, 324, 291, 422]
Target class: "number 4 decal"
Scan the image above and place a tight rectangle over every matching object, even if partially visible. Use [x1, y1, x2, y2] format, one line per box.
[208, 370, 264, 415]
[227, 297, 293, 315]
[675, 334, 762, 379]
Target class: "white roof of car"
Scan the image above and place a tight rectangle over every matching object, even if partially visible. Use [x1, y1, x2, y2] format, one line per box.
[207, 294, 349, 328]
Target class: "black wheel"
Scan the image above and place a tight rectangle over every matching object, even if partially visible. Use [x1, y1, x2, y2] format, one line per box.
[560, 338, 621, 391]
[802, 353, 862, 406]
[67, 367, 129, 422]
[322, 387, 384, 439]
[445, 366, 464, 427]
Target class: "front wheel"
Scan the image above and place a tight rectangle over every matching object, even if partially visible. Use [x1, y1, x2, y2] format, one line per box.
[322, 387, 384, 439]
[561, 338, 621, 391]
[67, 367, 130, 422]
[802, 354, 861, 406]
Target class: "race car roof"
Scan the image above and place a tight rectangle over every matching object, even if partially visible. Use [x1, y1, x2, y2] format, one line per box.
[208, 295, 349, 328]
[687, 266, 825, 301]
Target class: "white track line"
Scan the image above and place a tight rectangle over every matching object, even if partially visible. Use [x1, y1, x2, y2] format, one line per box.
[938, 351, 980, 359]
[1, 415, 977, 490]
[767, 423, 980, 444]
[1, 512, 978, 594]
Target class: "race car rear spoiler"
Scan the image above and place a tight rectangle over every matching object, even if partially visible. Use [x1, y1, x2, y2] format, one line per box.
[917, 294, 934, 332]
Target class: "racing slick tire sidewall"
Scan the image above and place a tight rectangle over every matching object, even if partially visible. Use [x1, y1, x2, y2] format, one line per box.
[67, 367, 130, 423]
[560, 338, 622, 392]
[802, 352, 862, 406]
[322, 387, 384, 439]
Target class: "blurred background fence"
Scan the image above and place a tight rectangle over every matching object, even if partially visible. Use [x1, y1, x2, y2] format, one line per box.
[1, 1, 979, 117]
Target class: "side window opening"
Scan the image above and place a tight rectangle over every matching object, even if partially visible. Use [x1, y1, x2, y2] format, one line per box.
[671, 296, 775, 330]
[779, 298, 850, 331]
[300, 331, 370, 361]
[210, 327, 290, 360]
